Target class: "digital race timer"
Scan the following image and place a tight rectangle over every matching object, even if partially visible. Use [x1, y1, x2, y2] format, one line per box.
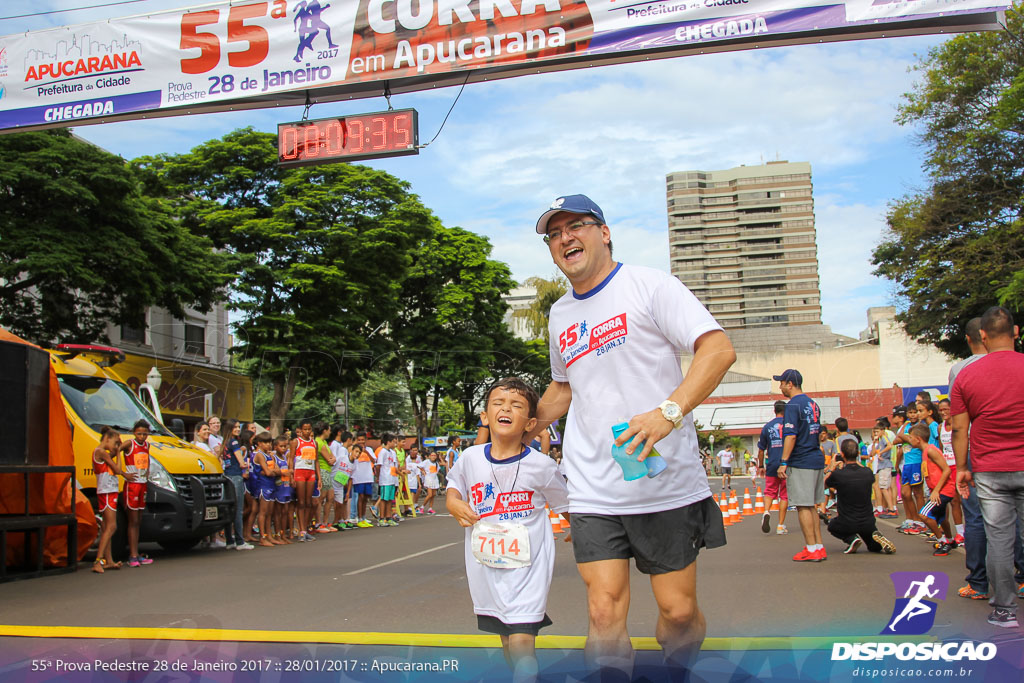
[277, 108, 419, 168]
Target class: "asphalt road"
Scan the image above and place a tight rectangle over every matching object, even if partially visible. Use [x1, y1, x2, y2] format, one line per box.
[0, 478, 1000, 640]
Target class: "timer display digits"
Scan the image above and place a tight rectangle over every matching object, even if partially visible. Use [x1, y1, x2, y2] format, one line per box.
[277, 108, 419, 168]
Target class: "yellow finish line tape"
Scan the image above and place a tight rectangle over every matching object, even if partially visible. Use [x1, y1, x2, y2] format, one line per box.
[0, 626, 925, 651]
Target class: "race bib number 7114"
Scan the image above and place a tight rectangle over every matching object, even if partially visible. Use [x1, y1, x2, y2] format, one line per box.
[471, 521, 531, 569]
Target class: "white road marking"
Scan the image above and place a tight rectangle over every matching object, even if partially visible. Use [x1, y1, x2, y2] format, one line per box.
[343, 542, 460, 576]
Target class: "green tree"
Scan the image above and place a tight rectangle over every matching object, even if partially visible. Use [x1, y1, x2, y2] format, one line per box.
[512, 274, 568, 342]
[872, 11, 1024, 357]
[135, 128, 434, 434]
[343, 370, 413, 435]
[436, 396, 465, 433]
[0, 129, 228, 345]
[387, 224, 516, 440]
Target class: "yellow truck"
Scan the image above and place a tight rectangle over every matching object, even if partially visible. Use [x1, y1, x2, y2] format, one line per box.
[51, 344, 236, 554]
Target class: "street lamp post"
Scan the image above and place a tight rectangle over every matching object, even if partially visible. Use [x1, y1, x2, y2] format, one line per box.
[335, 396, 346, 430]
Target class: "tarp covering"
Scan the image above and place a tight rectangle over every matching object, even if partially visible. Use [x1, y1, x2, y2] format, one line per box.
[1, 327, 97, 569]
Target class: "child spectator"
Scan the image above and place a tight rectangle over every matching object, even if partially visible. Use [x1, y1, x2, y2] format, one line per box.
[251, 432, 281, 547]
[331, 430, 355, 529]
[119, 419, 153, 567]
[240, 428, 259, 546]
[421, 450, 441, 514]
[446, 378, 570, 680]
[405, 446, 423, 514]
[377, 434, 400, 527]
[273, 435, 294, 543]
[870, 421, 898, 518]
[93, 426, 126, 572]
[895, 403, 927, 534]
[825, 439, 896, 554]
[937, 399, 965, 544]
[291, 420, 319, 541]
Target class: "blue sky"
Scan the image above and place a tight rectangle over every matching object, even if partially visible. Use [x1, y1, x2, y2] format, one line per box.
[1, 1, 950, 337]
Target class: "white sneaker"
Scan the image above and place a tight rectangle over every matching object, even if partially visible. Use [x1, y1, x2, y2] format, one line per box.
[212, 538, 227, 549]
[224, 543, 235, 550]
[236, 542, 255, 550]
[777, 525, 789, 535]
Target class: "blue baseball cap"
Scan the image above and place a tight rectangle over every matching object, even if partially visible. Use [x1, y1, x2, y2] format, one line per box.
[536, 194, 606, 235]
[773, 369, 803, 385]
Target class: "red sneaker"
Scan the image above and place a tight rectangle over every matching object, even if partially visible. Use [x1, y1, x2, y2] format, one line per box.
[813, 548, 827, 561]
[793, 548, 819, 562]
[954, 534, 965, 546]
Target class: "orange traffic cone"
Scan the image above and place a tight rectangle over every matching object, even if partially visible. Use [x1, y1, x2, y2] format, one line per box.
[547, 506, 562, 534]
[560, 515, 571, 532]
[770, 498, 780, 512]
[742, 488, 755, 516]
[717, 494, 731, 527]
[729, 491, 740, 525]
[754, 487, 766, 515]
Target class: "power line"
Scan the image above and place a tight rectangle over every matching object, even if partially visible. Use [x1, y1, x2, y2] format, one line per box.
[0, 0, 152, 22]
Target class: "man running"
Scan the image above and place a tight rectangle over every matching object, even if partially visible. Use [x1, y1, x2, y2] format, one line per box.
[717, 444, 734, 491]
[526, 194, 734, 676]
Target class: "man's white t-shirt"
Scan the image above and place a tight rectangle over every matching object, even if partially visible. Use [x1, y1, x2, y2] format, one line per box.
[548, 263, 723, 515]
[718, 450, 733, 469]
[378, 448, 399, 486]
[446, 444, 570, 624]
[352, 448, 375, 485]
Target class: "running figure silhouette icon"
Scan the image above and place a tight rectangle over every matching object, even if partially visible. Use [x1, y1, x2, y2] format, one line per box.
[882, 572, 948, 635]
[293, 1, 338, 62]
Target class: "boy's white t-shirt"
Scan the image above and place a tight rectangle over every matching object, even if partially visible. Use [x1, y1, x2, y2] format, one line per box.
[447, 444, 570, 625]
[406, 458, 422, 489]
[548, 263, 722, 514]
[352, 448, 375, 485]
[330, 442, 352, 478]
[378, 448, 399, 486]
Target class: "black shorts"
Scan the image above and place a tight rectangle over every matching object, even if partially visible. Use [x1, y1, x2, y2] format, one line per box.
[570, 496, 726, 575]
[477, 614, 552, 637]
[721, 466, 732, 475]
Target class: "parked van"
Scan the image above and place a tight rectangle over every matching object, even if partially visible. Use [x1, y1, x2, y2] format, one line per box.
[51, 344, 235, 554]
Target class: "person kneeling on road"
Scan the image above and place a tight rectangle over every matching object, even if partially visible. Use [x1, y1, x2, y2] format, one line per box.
[825, 439, 896, 554]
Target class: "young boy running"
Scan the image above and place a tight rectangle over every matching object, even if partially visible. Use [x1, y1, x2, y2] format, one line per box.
[447, 378, 570, 681]
[119, 419, 153, 567]
[906, 424, 957, 556]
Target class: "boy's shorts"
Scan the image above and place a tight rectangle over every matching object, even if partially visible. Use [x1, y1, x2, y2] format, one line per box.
[276, 485, 293, 504]
[379, 485, 396, 502]
[571, 496, 726, 574]
[477, 614, 552, 637]
[124, 482, 147, 510]
[720, 466, 732, 475]
[353, 482, 372, 497]
[902, 463, 922, 486]
[921, 494, 954, 525]
[293, 469, 316, 483]
[876, 468, 892, 489]
[333, 484, 349, 503]
[256, 478, 276, 501]
[97, 492, 118, 512]
[765, 475, 787, 500]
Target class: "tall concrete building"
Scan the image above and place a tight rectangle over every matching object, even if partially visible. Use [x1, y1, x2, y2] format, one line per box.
[666, 161, 822, 329]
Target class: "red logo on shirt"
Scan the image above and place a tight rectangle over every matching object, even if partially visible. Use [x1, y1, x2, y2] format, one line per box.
[490, 491, 534, 516]
[560, 313, 628, 368]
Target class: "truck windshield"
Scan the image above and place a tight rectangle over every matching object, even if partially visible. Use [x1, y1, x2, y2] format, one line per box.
[58, 376, 171, 436]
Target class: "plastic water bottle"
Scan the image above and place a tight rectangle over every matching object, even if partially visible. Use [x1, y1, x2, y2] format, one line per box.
[611, 422, 668, 480]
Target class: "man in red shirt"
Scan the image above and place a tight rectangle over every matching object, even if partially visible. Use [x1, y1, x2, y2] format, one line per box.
[951, 306, 1024, 629]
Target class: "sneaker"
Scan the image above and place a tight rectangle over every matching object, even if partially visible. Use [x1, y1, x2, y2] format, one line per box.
[297, 534, 306, 542]
[793, 548, 820, 562]
[427, 508, 436, 515]
[844, 538, 862, 554]
[933, 542, 953, 557]
[959, 585, 988, 600]
[904, 526, 924, 536]
[826, 499, 836, 509]
[128, 557, 141, 568]
[813, 548, 827, 561]
[377, 521, 389, 527]
[357, 520, 373, 528]
[303, 532, 316, 541]
[954, 533, 965, 546]
[922, 532, 938, 542]
[332, 522, 346, 531]
[880, 511, 899, 519]
[777, 525, 788, 535]
[786, 505, 797, 511]
[872, 531, 896, 554]
[211, 537, 227, 549]
[387, 520, 398, 527]
[761, 513, 771, 534]
[392, 514, 402, 522]
[236, 542, 255, 550]
[368, 507, 379, 520]
[987, 608, 1019, 628]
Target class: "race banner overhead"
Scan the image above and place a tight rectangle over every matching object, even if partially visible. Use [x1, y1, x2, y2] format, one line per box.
[0, 0, 1010, 132]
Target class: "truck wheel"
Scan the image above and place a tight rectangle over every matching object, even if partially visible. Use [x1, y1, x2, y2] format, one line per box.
[158, 538, 201, 553]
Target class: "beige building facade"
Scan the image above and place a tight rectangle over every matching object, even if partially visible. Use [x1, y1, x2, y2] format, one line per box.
[667, 161, 822, 330]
